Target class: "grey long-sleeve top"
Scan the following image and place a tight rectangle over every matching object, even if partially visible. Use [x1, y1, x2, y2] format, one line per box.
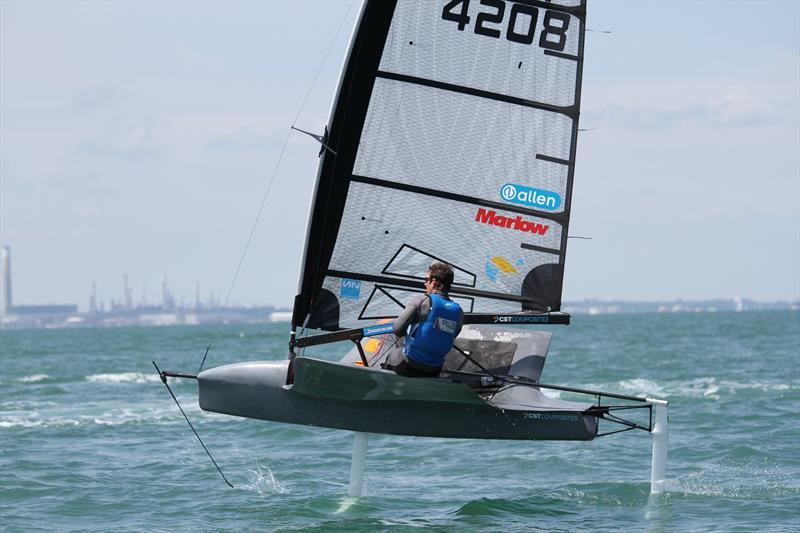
[392, 292, 463, 338]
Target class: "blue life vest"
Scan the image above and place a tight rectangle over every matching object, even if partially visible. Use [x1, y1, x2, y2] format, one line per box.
[403, 294, 462, 368]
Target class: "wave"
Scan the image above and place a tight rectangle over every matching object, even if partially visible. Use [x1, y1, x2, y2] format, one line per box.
[86, 372, 162, 384]
[0, 416, 80, 428]
[0, 401, 238, 429]
[241, 463, 288, 495]
[574, 377, 797, 401]
[15, 374, 50, 383]
[1, 400, 58, 410]
[618, 378, 667, 397]
[224, 444, 289, 494]
[638, 377, 794, 400]
[0, 412, 172, 429]
[666, 461, 800, 498]
[92, 407, 179, 426]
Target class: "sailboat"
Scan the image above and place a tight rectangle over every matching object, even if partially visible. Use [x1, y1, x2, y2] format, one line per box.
[158, 0, 668, 495]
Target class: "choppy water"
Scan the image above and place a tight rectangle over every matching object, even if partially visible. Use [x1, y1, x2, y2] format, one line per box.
[1, 310, 798, 532]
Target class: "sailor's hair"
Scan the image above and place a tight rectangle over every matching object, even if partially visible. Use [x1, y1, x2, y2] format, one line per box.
[428, 262, 455, 292]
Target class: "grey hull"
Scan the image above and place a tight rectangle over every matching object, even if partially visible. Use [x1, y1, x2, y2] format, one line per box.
[198, 357, 598, 440]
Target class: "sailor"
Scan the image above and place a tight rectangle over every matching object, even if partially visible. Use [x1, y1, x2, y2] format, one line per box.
[384, 262, 464, 377]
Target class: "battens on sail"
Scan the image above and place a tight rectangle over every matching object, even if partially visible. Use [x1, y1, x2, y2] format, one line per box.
[294, 0, 586, 331]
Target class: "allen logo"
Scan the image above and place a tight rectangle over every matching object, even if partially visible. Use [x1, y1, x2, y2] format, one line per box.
[500, 183, 561, 211]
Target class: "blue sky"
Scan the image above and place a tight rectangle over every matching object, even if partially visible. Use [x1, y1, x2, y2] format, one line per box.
[1, 0, 798, 309]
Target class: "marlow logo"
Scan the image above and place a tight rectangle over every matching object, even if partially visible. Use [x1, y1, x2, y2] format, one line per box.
[475, 208, 549, 235]
[500, 183, 561, 211]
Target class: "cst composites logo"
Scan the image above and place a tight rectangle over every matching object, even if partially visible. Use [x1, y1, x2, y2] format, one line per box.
[493, 315, 550, 324]
[500, 183, 561, 211]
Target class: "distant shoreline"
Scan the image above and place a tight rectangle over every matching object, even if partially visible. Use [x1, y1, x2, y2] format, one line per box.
[1, 299, 797, 330]
[563, 298, 799, 315]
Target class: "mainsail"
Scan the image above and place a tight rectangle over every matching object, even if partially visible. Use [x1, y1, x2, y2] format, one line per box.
[293, 0, 586, 331]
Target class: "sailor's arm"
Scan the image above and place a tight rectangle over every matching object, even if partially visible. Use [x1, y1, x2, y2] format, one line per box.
[392, 294, 429, 337]
[455, 308, 464, 337]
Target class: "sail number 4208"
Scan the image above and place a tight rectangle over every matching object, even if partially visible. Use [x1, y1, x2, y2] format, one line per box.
[442, 0, 571, 52]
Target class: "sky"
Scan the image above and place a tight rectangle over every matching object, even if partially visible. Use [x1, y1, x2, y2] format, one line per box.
[1, 0, 798, 310]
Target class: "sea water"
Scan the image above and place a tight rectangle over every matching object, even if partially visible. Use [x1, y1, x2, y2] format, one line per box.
[1, 310, 798, 532]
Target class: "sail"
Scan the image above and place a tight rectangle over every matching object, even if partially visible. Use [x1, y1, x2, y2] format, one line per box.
[293, 0, 586, 331]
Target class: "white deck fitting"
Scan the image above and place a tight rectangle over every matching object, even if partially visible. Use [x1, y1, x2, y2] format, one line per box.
[648, 399, 669, 493]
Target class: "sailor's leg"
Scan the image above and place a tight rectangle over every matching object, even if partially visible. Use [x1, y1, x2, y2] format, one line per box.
[348, 432, 369, 496]
[648, 399, 668, 493]
[382, 345, 404, 369]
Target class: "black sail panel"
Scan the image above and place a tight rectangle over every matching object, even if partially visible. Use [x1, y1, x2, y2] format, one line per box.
[292, 1, 398, 329]
[294, 0, 586, 331]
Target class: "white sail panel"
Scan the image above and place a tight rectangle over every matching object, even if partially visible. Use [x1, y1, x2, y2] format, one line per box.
[380, 0, 581, 107]
[324, 280, 477, 321]
[354, 78, 572, 214]
[332, 182, 562, 267]
[383, 244, 477, 286]
[321, 181, 563, 325]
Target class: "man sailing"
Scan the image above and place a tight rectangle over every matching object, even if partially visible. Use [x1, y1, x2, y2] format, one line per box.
[384, 262, 464, 377]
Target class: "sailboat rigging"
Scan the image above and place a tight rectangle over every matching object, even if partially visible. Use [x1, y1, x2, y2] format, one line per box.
[157, 0, 668, 496]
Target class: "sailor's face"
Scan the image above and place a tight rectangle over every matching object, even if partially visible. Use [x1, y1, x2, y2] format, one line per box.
[424, 271, 436, 294]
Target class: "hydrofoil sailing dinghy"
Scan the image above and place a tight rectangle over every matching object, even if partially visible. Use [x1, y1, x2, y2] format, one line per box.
[157, 0, 668, 495]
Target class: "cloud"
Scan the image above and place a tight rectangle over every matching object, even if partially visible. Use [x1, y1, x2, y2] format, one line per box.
[73, 82, 128, 110]
[583, 77, 798, 130]
[78, 116, 166, 157]
[705, 86, 776, 124]
[205, 126, 272, 152]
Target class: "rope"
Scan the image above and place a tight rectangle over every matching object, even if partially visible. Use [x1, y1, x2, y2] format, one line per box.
[153, 361, 233, 488]
[196, 2, 356, 372]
